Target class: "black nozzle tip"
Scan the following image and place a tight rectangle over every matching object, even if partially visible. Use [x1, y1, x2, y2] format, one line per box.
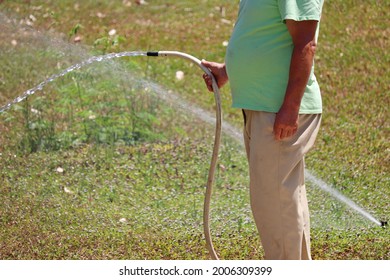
[380, 221, 387, 228]
[147, 51, 159, 57]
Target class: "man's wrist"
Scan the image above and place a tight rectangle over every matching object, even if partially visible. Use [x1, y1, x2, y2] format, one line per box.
[280, 98, 300, 114]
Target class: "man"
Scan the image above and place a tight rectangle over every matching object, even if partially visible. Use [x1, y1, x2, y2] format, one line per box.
[202, 0, 324, 260]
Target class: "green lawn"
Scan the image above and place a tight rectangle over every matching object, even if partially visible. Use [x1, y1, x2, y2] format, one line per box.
[0, 0, 388, 260]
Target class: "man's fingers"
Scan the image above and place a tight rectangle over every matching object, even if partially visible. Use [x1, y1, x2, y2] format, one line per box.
[202, 73, 213, 92]
[201, 59, 212, 68]
[274, 127, 298, 140]
[273, 126, 282, 140]
[281, 129, 289, 140]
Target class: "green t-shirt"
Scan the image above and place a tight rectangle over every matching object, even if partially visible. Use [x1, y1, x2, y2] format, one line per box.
[225, 0, 324, 114]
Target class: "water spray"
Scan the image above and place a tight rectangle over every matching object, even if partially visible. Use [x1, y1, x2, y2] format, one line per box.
[0, 50, 222, 260]
[1, 50, 386, 259]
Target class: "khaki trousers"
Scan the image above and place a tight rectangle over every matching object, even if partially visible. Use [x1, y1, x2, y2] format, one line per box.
[243, 110, 321, 260]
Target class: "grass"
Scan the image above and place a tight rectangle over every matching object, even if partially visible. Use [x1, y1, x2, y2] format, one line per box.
[1, 139, 256, 259]
[0, 0, 389, 260]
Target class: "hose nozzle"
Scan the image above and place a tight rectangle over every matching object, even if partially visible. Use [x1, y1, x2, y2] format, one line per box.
[380, 221, 387, 228]
[146, 51, 159, 57]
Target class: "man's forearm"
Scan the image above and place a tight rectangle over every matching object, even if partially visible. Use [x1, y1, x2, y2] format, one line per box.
[273, 19, 318, 140]
[281, 41, 316, 112]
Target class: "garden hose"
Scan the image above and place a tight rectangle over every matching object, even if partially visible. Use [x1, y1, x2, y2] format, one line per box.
[0, 49, 222, 260]
[147, 51, 221, 260]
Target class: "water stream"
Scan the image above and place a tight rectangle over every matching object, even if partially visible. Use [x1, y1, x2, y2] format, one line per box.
[0, 51, 148, 114]
[0, 12, 383, 228]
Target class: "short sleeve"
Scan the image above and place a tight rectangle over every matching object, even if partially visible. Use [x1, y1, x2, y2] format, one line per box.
[278, 0, 323, 21]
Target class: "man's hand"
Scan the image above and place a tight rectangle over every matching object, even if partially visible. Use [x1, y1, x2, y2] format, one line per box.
[201, 60, 228, 92]
[273, 104, 299, 141]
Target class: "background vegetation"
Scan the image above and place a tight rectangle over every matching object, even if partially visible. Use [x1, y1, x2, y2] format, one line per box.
[0, 0, 388, 259]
